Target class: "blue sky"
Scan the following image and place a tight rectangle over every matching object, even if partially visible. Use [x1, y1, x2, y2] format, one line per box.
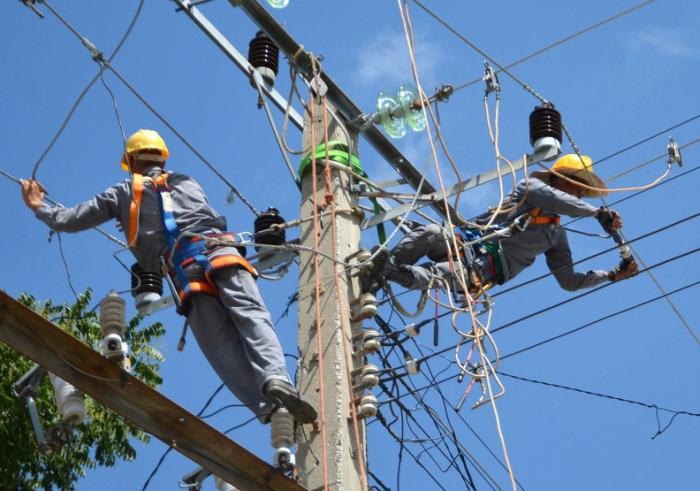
[2, 1, 699, 490]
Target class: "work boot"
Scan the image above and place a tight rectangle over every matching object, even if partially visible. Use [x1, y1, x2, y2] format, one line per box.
[263, 380, 318, 424]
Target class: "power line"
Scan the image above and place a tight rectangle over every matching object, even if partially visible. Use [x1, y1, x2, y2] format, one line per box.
[31, 0, 260, 216]
[494, 207, 700, 299]
[496, 371, 700, 438]
[30, 0, 145, 179]
[498, 277, 700, 361]
[490, 245, 700, 335]
[140, 383, 225, 490]
[381, 244, 700, 378]
[376, 315, 497, 490]
[0, 166, 127, 247]
[385, 209, 700, 341]
[444, 0, 657, 94]
[497, 370, 700, 418]
[379, 310, 526, 491]
[380, 276, 700, 405]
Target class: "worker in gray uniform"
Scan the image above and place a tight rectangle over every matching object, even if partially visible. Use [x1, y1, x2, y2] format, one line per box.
[20, 129, 317, 425]
[371, 154, 638, 294]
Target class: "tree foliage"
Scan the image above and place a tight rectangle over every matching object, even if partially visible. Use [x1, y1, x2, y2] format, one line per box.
[0, 289, 165, 490]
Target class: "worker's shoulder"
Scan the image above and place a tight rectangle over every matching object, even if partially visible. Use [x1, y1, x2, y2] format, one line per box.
[165, 170, 195, 183]
[513, 176, 548, 193]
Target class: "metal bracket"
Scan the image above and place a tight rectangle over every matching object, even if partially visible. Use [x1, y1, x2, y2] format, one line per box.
[667, 137, 682, 166]
[483, 61, 500, 95]
[14, 365, 49, 451]
[20, 0, 44, 18]
[362, 144, 560, 230]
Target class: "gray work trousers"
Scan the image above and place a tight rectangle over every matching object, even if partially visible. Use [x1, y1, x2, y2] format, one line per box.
[186, 265, 290, 419]
[389, 224, 491, 291]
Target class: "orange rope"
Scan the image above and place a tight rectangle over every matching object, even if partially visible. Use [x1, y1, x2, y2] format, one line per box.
[321, 101, 369, 491]
[309, 93, 330, 491]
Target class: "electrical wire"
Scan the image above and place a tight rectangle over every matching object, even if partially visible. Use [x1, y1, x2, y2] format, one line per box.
[29, 0, 145, 179]
[1, 166, 126, 247]
[499, 277, 700, 362]
[376, 314, 491, 489]
[444, 0, 657, 94]
[55, 232, 80, 302]
[381, 244, 700, 378]
[497, 371, 700, 422]
[36, 0, 260, 216]
[382, 309, 485, 488]
[140, 383, 225, 490]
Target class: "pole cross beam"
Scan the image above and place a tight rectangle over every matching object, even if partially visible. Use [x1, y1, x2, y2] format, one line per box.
[229, 0, 459, 224]
[0, 290, 306, 491]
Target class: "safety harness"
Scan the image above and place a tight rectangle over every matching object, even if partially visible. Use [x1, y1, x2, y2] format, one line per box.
[527, 207, 561, 226]
[455, 207, 560, 292]
[129, 172, 256, 313]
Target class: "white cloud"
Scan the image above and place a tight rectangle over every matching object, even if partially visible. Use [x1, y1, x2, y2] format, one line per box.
[625, 28, 696, 58]
[354, 29, 442, 88]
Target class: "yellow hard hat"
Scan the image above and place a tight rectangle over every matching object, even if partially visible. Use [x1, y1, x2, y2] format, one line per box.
[120, 129, 169, 171]
[531, 153, 607, 197]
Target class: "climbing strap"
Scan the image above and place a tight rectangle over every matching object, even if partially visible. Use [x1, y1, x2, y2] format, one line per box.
[527, 207, 560, 226]
[299, 141, 386, 244]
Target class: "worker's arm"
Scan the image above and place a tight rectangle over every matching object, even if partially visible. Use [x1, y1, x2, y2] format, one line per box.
[520, 179, 599, 217]
[22, 178, 124, 232]
[545, 232, 609, 291]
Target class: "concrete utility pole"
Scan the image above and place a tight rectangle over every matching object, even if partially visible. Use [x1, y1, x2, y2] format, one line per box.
[296, 95, 367, 490]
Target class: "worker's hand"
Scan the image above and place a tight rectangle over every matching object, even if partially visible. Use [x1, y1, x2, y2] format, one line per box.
[20, 179, 46, 212]
[596, 207, 622, 234]
[608, 258, 638, 282]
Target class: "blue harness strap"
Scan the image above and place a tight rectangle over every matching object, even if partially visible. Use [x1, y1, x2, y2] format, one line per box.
[151, 173, 256, 312]
[153, 174, 212, 301]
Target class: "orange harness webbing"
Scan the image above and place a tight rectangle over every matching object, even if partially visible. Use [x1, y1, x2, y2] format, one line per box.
[528, 207, 561, 226]
[128, 173, 144, 247]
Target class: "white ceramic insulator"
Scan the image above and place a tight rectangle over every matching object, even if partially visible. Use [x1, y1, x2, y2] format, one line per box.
[406, 358, 419, 375]
[270, 407, 294, 450]
[359, 394, 378, 418]
[356, 249, 372, 263]
[361, 304, 378, 318]
[361, 293, 377, 306]
[49, 373, 86, 425]
[363, 329, 381, 354]
[214, 476, 238, 491]
[99, 292, 126, 337]
[405, 323, 418, 337]
[361, 364, 380, 388]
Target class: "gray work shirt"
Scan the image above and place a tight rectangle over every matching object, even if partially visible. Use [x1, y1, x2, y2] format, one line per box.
[494, 177, 609, 291]
[35, 166, 230, 273]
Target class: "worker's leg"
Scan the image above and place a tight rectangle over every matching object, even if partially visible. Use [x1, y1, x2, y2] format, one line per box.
[391, 223, 450, 265]
[210, 266, 291, 390]
[387, 260, 450, 290]
[207, 265, 316, 424]
[187, 294, 275, 419]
